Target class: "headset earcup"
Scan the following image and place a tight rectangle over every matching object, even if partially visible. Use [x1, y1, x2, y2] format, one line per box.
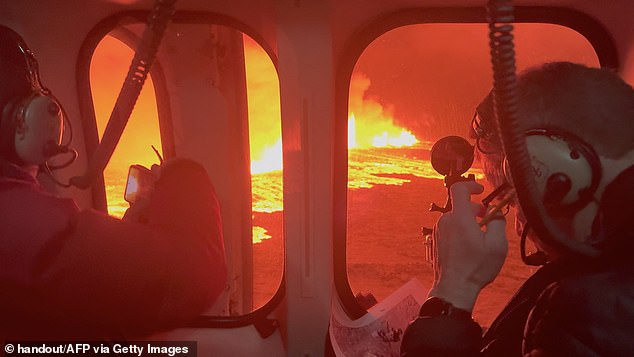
[13, 94, 64, 165]
[1, 100, 20, 160]
[0, 28, 67, 167]
[506, 133, 600, 216]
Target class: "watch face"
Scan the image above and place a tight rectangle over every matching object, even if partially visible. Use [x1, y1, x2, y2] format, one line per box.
[419, 297, 447, 316]
[419, 297, 472, 319]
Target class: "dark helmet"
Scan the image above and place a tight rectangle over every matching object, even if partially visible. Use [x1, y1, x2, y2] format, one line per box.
[0, 25, 34, 110]
[0, 26, 69, 170]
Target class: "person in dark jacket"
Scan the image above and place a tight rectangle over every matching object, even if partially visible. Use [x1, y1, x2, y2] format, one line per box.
[0, 25, 227, 339]
[401, 62, 634, 356]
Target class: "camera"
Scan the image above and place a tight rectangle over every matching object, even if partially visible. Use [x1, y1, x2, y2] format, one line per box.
[124, 164, 154, 204]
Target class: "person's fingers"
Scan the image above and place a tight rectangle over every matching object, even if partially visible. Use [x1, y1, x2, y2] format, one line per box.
[485, 215, 506, 235]
[432, 220, 443, 280]
[471, 202, 486, 217]
[150, 164, 161, 179]
[123, 198, 150, 222]
[484, 216, 508, 256]
[450, 181, 484, 216]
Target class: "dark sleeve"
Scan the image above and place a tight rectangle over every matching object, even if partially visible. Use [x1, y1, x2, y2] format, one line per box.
[401, 314, 483, 357]
[39, 159, 227, 337]
[523, 274, 634, 357]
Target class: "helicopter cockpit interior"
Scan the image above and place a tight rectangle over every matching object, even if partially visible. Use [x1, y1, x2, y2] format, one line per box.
[1, 0, 633, 356]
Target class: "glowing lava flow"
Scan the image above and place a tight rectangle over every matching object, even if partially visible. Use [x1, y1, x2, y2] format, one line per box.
[251, 139, 282, 174]
[247, 67, 428, 230]
[95, 33, 432, 243]
[348, 112, 418, 149]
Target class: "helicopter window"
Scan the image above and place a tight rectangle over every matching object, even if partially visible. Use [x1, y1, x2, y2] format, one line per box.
[90, 27, 283, 316]
[91, 35, 162, 218]
[243, 34, 284, 312]
[344, 23, 599, 326]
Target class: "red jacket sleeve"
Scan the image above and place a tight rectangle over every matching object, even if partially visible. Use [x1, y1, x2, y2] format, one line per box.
[35, 159, 227, 337]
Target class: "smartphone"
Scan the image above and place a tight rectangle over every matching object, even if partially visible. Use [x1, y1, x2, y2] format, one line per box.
[124, 164, 154, 204]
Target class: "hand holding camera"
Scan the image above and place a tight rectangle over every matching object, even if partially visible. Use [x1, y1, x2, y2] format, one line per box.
[122, 146, 163, 222]
[429, 180, 508, 311]
[423, 136, 509, 311]
[122, 164, 160, 223]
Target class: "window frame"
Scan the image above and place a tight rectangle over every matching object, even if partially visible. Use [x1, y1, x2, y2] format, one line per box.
[333, 6, 618, 320]
[76, 10, 284, 326]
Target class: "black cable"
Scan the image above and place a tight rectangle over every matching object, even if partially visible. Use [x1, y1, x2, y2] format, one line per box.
[486, 0, 598, 258]
[58, 96, 73, 149]
[520, 223, 548, 266]
[46, 147, 78, 171]
[43, 161, 72, 188]
[39, 93, 78, 186]
[70, 0, 177, 189]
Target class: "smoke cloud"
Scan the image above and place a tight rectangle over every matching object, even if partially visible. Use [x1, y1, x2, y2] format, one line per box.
[352, 23, 599, 141]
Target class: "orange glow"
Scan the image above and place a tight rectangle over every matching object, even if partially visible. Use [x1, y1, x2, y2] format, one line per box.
[92, 32, 428, 234]
[348, 72, 419, 149]
[91, 36, 162, 168]
[91, 35, 162, 218]
[243, 43, 431, 209]
[250, 139, 282, 174]
[245, 68, 422, 172]
[242, 35, 283, 245]
[243, 36, 283, 174]
[348, 113, 418, 148]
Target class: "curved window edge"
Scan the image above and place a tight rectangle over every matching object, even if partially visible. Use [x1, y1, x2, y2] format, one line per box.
[76, 10, 284, 325]
[333, 6, 617, 320]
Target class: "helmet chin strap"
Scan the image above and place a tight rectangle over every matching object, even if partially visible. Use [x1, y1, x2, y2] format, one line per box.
[520, 223, 549, 266]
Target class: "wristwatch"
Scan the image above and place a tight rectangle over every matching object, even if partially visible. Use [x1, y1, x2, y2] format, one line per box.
[418, 297, 472, 320]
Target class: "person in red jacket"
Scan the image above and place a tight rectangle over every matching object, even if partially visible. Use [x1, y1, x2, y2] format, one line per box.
[0, 25, 227, 339]
[401, 62, 634, 356]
